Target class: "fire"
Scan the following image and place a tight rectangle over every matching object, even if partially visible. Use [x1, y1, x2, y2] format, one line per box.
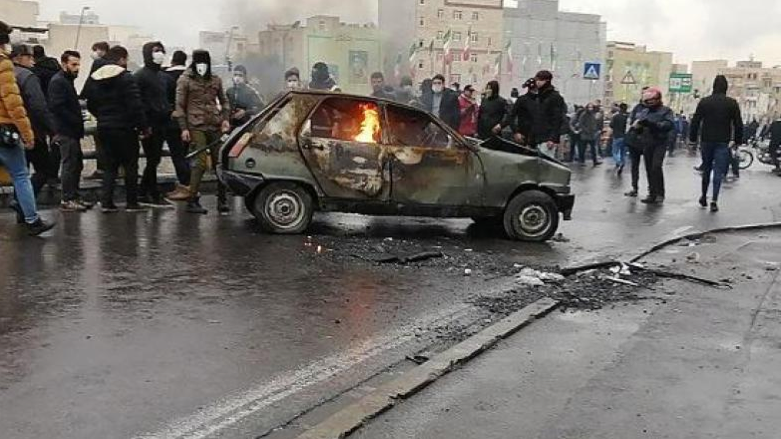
[354, 104, 381, 143]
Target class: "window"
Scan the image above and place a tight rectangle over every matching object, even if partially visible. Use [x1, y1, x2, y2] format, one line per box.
[319, 20, 326, 31]
[419, 39, 425, 48]
[386, 105, 453, 149]
[453, 31, 462, 41]
[437, 31, 444, 40]
[419, 61, 425, 69]
[472, 12, 479, 21]
[307, 98, 382, 144]
[437, 9, 444, 19]
[419, 17, 425, 27]
[487, 37, 493, 47]
[453, 10, 463, 20]
[450, 74, 461, 84]
[419, 0, 425, 4]
[470, 53, 478, 63]
[470, 32, 478, 43]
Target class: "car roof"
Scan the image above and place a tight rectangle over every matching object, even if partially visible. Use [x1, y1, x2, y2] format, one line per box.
[284, 89, 421, 112]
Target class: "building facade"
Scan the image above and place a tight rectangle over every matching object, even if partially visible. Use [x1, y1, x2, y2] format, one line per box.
[718, 60, 781, 122]
[504, 0, 606, 107]
[258, 15, 381, 95]
[604, 41, 672, 106]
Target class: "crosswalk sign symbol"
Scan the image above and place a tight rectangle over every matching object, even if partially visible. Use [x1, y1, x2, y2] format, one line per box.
[621, 71, 637, 85]
[583, 63, 601, 80]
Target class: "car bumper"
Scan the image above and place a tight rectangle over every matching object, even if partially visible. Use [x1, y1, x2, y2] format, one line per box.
[556, 194, 575, 221]
[218, 169, 265, 197]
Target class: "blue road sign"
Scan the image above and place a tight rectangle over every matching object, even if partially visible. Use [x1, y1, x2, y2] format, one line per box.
[583, 62, 601, 80]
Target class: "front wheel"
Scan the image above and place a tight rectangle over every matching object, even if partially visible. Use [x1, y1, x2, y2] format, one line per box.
[503, 190, 560, 242]
[252, 182, 314, 234]
[737, 148, 754, 170]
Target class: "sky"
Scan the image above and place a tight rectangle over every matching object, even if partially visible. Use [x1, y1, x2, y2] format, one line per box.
[35, 0, 781, 66]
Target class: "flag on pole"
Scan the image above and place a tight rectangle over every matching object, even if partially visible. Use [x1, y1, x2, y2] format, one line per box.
[549, 43, 557, 71]
[462, 26, 472, 61]
[505, 40, 513, 73]
[442, 29, 453, 64]
[493, 52, 502, 78]
[537, 42, 543, 67]
[408, 42, 418, 64]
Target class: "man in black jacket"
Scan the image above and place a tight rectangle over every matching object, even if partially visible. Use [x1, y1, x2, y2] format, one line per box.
[514, 70, 566, 158]
[421, 74, 460, 130]
[610, 103, 629, 174]
[631, 87, 675, 205]
[31, 45, 59, 98]
[134, 41, 172, 206]
[510, 78, 537, 146]
[12, 44, 58, 200]
[163, 50, 191, 200]
[227, 65, 265, 128]
[477, 80, 508, 139]
[83, 45, 148, 213]
[689, 75, 743, 212]
[49, 50, 88, 212]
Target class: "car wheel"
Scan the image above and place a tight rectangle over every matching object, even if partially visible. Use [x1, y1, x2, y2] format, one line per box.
[503, 190, 559, 242]
[252, 182, 314, 234]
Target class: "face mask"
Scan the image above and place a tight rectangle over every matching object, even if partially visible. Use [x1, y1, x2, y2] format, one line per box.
[196, 63, 208, 76]
[432, 84, 444, 94]
[403, 85, 413, 92]
[152, 51, 165, 65]
[91, 51, 101, 60]
[287, 79, 300, 89]
[485, 89, 493, 98]
[233, 75, 246, 85]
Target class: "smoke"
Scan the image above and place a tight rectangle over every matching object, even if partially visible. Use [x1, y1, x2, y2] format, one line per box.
[220, 0, 378, 34]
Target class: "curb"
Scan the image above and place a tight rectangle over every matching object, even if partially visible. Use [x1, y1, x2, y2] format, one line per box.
[294, 298, 559, 439]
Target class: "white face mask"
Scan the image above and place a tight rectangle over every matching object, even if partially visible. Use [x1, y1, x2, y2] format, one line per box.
[233, 75, 245, 85]
[432, 84, 444, 94]
[152, 51, 165, 65]
[91, 51, 101, 60]
[196, 63, 208, 76]
[286, 79, 300, 89]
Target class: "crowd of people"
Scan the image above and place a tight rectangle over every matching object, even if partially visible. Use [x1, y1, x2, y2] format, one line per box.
[2, 18, 779, 238]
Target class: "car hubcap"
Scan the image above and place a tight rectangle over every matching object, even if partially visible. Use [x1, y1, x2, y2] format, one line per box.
[518, 205, 549, 237]
[266, 191, 304, 230]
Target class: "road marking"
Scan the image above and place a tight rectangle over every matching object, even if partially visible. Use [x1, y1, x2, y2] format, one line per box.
[133, 303, 475, 439]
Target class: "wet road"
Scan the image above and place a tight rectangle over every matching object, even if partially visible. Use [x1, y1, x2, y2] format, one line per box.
[1, 153, 780, 438]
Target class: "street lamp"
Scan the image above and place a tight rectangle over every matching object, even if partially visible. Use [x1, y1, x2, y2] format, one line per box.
[225, 25, 239, 72]
[74, 6, 91, 49]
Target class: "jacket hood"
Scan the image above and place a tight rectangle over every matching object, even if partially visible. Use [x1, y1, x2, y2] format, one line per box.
[486, 80, 500, 98]
[142, 41, 164, 69]
[713, 75, 728, 95]
[190, 50, 212, 78]
[91, 64, 126, 81]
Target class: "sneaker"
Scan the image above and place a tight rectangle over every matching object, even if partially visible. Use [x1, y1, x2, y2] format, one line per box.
[624, 190, 638, 198]
[101, 202, 119, 214]
[218, 200, 230, 215]
[699, 196, 708, 208]
[166, 185, 191, 201]
[710, 202, 719, 213]
[640, 196, 659, 205]
[61, 200, 88, 212]
[77, 199, 95, 210]
[617, 164, 625, 176]
[146, 197, 174, 209]
[593, 161, 603, 166]
[27, 218, 56, 236]
[186, 199, 208, 215]
[125, 203, 148, 212]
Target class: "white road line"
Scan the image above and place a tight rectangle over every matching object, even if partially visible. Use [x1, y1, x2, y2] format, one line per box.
[133, 303, 475, 439]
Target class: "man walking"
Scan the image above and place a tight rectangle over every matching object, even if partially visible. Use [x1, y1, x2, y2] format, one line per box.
[575, 102, 602, 166]
[134, 41, 172, 206]
[83, 46, 148, 213]
[49, 50, 88, 212]
[163, 50, 191, 200]
[529, 70, 566, 158]
[0, 21, 56, 235]
[175, 49, 231, 214]
[421, 74, 460, 130]
[689, 75, 743, 212]
[610, 103, 629, 174]
[631, 87, 675, 205]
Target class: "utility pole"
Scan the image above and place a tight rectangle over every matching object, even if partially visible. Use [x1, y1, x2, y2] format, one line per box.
[74, 6, 91, 50]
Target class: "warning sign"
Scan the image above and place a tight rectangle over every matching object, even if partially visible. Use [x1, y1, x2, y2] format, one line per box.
[621, 71, 637, 85]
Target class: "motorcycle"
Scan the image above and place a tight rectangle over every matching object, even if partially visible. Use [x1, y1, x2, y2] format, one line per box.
[737, 138, 777, 170]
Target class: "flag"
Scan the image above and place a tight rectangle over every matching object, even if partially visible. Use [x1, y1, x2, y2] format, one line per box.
[428, 39, 435, 53]
[549, 43, 557, 71]
[394, 52, 403, 79]
[505, 40, 513, 74]
[442, 29, 453, 64]
[408, 42, 418, 64]
[537, 42, 543, 67]
[493, 52, 502, 78]
[462, 26, 472, 61]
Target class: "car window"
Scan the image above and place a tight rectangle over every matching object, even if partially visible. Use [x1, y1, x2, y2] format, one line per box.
[253, 95, 318, 144]
[307, 98, 382, 144]
[386, 104, 454, 149]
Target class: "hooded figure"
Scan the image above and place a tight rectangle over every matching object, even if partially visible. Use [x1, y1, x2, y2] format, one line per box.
[309, 62, 337, 91]
[31, 45, 60, 98]
[478, 80, 508, 140]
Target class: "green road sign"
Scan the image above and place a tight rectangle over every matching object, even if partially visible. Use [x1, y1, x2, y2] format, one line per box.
[669, 73, 693, 93]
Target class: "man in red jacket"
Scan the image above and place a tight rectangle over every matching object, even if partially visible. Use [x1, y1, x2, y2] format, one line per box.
[458, 85, 478, 137]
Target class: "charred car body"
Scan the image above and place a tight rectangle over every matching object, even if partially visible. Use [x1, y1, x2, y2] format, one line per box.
[218, 90, 574, 242]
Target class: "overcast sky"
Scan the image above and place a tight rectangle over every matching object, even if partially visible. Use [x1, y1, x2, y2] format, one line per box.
[36, 0, 781, 65]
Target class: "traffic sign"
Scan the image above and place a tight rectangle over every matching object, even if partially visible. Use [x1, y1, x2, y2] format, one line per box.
[583, 62, 601, 80]
[621, 71, 637, 85]
[669, 73, 693, 93]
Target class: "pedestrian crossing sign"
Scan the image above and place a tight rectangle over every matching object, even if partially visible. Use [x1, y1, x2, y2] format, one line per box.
[583, 62, 601, 80]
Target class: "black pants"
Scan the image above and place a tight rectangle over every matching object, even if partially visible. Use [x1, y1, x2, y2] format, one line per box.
[629, 146, 643, 191]
[140, 124, 166, 199]
[165, 122, 190, 186]
[99, 128, 140, 206]
[58, 136, 83, 202]
[578, 138, 599, 164]
[643, 144, 667, 198]
[26, 137, 56, 197]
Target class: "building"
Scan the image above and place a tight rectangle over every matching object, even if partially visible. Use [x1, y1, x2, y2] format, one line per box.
[258, 15, 381, 95]
[0, 0, 39, 27]
[717, 60, 781, 122]
[691, 60, 729, 97]
[379, 0, 505, 90]
[504, 0, 606, 106]
[604, 41, 673, 106]
[58, 10, 100, 26]
[199, 29, 251, 69]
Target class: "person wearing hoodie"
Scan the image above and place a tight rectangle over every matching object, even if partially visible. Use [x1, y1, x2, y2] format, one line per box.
[630, 87, 675, 205]
[0, 22, 56, 236]
[478, 81, 508, 140]
[575, 102, 603, 166]
[31, 45, 59, 99]
[457, 85, 478, 137]
[309, 62, 338, 91]
[527, 71, 566, 158]
[83, 45, 149, 213]
[227, 65, 264, 128]
[134, 41, 172, 206]
[175, 49, 231, 214]
[689, 75, 744, 212]
[163, 50, 191, 200]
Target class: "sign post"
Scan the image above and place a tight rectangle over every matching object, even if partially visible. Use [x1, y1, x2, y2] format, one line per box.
[669, 73, 693, 94]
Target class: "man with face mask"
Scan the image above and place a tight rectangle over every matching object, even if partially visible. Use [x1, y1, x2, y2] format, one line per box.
[421, 74, 460, 130]
[164, 50, 191, 200]
[132, 41, 173, 207]
[49, 50, 88, 212]
[284, 67, 301, 91]
[0, 21, 56, 235]
[309, 62, 338, 91]
[227, 65, 264, 130]
[175, 49, 231, 214]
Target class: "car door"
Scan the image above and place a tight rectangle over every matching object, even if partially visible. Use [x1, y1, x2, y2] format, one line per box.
[384, 103, 485, 208]
[299, 97, 391, 201]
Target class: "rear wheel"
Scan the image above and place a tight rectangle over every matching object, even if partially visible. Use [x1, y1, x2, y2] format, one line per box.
[737, 148, 754, 170]
[503, 190, 559, 242]
[252, 182, 314, 234]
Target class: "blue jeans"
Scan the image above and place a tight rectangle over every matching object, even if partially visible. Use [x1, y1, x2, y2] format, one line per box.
[701, 142, 730, 201]
[0, 144, 39, 223]
[612, 138, 627, 166]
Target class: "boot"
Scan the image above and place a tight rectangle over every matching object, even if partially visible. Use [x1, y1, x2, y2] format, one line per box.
[186, 197, 208, 215]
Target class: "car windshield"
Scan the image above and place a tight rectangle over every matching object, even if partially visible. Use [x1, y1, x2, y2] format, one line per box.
[310, 98, 382, 144]
[386, 105, 453, 149]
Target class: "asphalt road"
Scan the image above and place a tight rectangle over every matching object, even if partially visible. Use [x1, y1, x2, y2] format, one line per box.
[1, 153, 779, 439]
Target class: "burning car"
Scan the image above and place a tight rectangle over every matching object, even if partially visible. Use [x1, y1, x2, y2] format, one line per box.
[218, 90, 574, 242]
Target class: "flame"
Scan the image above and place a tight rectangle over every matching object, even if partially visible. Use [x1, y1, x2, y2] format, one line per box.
[354, 104, 381, 143]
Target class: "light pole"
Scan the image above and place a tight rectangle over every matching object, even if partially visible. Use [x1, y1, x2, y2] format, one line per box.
[225, 25, 239, 72]
[74, 6, 90, 49]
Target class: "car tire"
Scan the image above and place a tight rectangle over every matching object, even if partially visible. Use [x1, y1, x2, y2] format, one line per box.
[503, 190, 559, 242]
[252, 182, 314, 234]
